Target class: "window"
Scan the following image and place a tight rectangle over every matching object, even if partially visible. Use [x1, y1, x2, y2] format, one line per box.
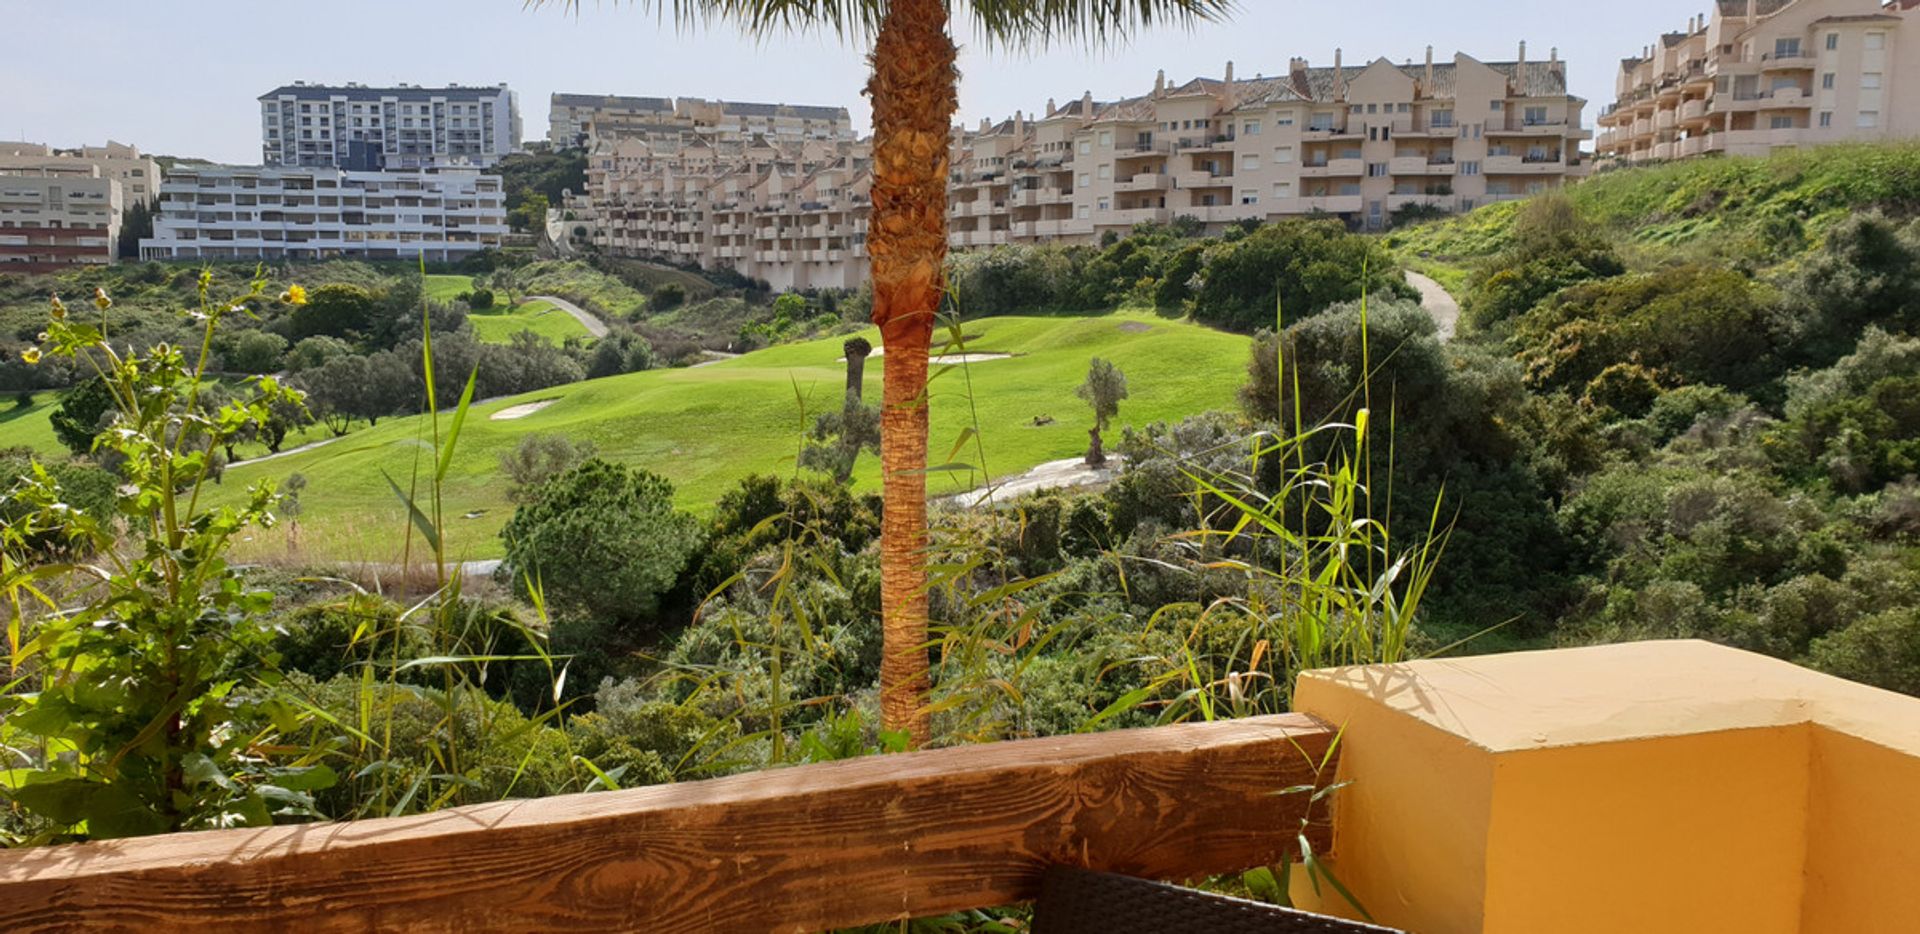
[1774, 38, 1800, 58]
[1822, 73, 1835, 90]
[1397, 103, 1410, 113]
[1240, 153, 1261, 171]
[1273, 145, 1295, 163]
[1859, 111, 1880, 128]
[1098, 131, 1112, 148]
[1077, 204, 1090, 219]
[1430, 109, 1454, 127]
[1770, 116, 1795, 129]
[1368, 127, 1379, 141]
[1366, 162, 1388, 177]
[1490, 100, 1504, 111]
[1862, 73, 1882, 90]
[1239, 189, 1258, 205]
[1349, 105, 1362, 114]
[1865, 32, 1885, 50]
[1459, 161, 1480, 176]
[1367, 104, 1378, 114]
[1826, 32, 1839, 51]
[1244, 121, 1261, 136]
[1819, 111, 1833, 127]
[1097, 198, 1110, 211]
[1308, 113, 1335, 131]
[1524, 106, 1548, 125]
[1273, 181, 1293, 198]
[1078, 140, 1091, 155]
[1078, 172, 1090, 187]
[1097, 164, 1111, 180]
[1275, 115, 1295, 127]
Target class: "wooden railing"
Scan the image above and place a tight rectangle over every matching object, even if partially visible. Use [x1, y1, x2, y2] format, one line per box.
[0, 714, 1335, 933]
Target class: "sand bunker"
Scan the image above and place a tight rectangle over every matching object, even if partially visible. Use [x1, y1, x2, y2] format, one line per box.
[491, 399, 558, 421]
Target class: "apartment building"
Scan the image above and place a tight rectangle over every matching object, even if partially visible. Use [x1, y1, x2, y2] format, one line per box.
[139, 164, 506, 262]
[0, 141, 161, 204]
[0, 167, 123, 275]
[1597, 0, 1919, 162]
[259, 83, 522, 170]
[547, 93, 856, 149]
[573, 46, 1590, 288]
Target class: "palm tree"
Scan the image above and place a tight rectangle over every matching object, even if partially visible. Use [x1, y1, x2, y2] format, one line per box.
[555, 0, 1233, 746]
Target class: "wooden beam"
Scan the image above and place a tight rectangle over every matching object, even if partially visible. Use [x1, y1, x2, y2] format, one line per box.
[0, 714, 1335, 933]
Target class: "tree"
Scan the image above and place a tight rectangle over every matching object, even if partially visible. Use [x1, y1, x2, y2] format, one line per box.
[554, 0, 1231, 745]
[50, 376, 116, 455]
[1077, 357, 1128, 466]
[228, 330, 289, 374]
[509, 192, 550, 233]
[497, 459, 703, 625]
[499, 434, 598, 503]
[116, 199, 155, 259]
[467, 288, 496, 310]
[290, 283, 378, 340]
[802, 337, 881, 482]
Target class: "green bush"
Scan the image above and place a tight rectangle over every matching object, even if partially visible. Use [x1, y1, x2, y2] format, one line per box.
[467, 288, 496, 310]
[228, 329, 289, 374]
[1190, 218, 1413, 332]
[498, 458, 704, 626]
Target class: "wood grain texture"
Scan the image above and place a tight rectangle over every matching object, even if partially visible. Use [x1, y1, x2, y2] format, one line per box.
[0, 714, 1336, 933]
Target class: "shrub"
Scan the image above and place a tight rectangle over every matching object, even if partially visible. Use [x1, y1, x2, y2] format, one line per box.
[498, 433, 597, 503]
[1808, 608, 1920, 695]
[228, 329, 289, 374]
[467, 288, 496, 311]
[1189, 218, 1413, 332]
[289, 283, 378, 340]
[651, 282, 686, 310]
[497, 459, 704, 626]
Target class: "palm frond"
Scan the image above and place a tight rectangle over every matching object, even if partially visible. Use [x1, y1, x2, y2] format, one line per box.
[531, 0, 1234, 48]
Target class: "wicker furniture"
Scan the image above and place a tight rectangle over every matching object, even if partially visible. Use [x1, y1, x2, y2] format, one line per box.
[1031, 866, 1404, 933]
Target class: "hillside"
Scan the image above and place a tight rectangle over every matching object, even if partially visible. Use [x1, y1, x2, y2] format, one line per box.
[216, 310, 1251, 563]
[1392, 142, 1920, 287]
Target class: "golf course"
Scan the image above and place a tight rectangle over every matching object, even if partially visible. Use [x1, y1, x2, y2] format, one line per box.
[213, 309, 1251, 563]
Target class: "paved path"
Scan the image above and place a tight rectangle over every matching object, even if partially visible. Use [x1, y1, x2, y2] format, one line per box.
[230, 434, 342, 467]
[1404, 270, 1460, 342]
[526, 295, 609, 338]
[691, 351, 742, 369]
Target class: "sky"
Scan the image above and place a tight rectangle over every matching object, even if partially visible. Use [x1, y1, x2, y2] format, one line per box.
[1, 0, 1698, 162]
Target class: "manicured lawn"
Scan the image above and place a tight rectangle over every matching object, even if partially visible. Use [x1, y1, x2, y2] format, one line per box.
[426, 274, 593, 345]
[217, 310, 1254, 563]
[0, 397, 62, 457]
[467, 300, 593, 344]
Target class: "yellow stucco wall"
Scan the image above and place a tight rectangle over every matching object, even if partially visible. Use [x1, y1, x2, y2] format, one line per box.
[1290, 641, 1920, 933]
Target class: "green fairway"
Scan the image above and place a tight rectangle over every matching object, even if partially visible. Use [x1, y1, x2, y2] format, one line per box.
[216, 310, 1252, 563]
[0, 397, 62, 457]
[466, 299, 593, 344]
[426, 274, 593, 345]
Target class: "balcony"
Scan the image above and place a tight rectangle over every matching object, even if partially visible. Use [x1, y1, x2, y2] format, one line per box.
[1297, 158, 1364, 178]
[1174, 170, 1232, 189]
[1114, 173, 1172, 192]
[1679, 98, 1710, 123]
[1759, 49, 1816, 71]
[1485, 154, 1566, 174]
[1300, 194, 1363, 213]
[1386, 193, 1450, 212]
[1108, 206, 1171, 225]
[1389, 156, 1455, 176]
[13, 642, 1903, 932]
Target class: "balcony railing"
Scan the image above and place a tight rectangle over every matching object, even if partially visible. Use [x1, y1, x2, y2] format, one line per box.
[0, 716, 1334, 932]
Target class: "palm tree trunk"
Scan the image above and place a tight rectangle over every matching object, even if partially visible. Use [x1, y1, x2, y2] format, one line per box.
[867, 0, 955, 748]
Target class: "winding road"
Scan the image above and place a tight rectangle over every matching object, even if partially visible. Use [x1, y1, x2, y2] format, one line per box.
[526, 295, 609, 338]
[1403, 270, 1460, 341]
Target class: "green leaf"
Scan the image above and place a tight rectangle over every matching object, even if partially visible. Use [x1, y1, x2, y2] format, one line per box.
[381, 469, 440, 551]
[1242, 865, 1283, 903]
[272, 764, 338, 792]
[6, 777, 101, 825]
[436, 365, 479, 483]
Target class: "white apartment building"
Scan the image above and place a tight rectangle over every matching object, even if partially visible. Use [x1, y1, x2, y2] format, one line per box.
[0, 167, 123, 275]
[0, 141, 160, 204]
[1598, 0, 1920, 161]
[140, 164, 506, 263]
[572, 46, 1591, 289]
[260, 83, 522, 170]
[547, 93, 855, 149]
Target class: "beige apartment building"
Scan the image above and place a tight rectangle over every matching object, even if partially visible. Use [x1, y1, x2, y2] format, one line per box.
[1597, 0, 1920, 161]
[572, 46, 1591, 289]
[0, 141, 160, 203]
[0, 142, 155, 274]
[548, 94, 855, 149]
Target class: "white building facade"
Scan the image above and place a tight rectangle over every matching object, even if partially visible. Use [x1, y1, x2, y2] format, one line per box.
[140, 164, 506, 262]
[260, 83, 522, 170]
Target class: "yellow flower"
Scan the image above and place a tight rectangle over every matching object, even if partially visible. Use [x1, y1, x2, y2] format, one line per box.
[49, 294, 66, 320]
[20, 347, 40, 365]
[93, 287, 112, 311]
[281, 284, 309, 306]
